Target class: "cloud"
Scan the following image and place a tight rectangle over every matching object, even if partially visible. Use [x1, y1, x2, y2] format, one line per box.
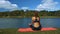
[21, 7, 29, 10]
[35, 0, 59, 11]
[0, 0, 18, 11]
[21, 7, 29, 11]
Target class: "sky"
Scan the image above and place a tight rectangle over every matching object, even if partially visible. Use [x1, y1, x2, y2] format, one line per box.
[0, 0, 60, 11]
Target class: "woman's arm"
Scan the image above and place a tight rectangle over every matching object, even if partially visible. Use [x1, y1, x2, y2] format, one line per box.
[32, 17, 34, 24]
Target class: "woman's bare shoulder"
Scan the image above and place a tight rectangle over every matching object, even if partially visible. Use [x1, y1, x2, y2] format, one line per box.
[32, 16, 35, 19]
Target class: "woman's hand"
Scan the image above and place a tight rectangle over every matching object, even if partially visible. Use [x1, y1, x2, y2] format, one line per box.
[29, 23, 32, 26]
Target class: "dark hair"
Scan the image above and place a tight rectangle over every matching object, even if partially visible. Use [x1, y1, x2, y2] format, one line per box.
[34, 11, 39, 17]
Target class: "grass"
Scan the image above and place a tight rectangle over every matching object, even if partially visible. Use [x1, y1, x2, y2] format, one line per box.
[0, 28, 60, 34]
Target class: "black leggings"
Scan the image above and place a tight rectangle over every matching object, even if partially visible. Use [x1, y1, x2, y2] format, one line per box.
[30, 25, 42, 31]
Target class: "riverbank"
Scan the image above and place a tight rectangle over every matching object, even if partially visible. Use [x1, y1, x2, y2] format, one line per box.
[0, 28, 60, 34]
[0, 16, 60, 18]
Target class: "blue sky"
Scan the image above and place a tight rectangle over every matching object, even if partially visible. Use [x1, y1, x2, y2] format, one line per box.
[0, 0, 60, 11]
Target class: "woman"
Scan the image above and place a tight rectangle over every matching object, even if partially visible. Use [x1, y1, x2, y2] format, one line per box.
[29, 11, 41, 31]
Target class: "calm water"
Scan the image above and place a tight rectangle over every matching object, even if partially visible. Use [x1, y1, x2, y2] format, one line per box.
[0, 18, 60, 29]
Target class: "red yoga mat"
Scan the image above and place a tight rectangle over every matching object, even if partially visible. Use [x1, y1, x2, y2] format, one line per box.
[18, 27, 57, 32]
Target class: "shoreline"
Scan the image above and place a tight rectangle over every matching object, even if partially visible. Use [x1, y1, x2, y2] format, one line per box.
[0, 16, 60, 18]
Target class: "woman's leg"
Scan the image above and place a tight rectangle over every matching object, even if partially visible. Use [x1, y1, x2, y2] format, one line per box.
[38, 25, 42, 30]
[29, 24, 36, 30]
[29, 24, 42, 31]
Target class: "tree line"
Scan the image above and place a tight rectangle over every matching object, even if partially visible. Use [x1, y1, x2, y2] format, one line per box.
[0, 10, 60, 17]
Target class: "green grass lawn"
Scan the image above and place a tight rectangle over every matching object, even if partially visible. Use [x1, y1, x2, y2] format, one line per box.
[0, 28, 60, 34]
